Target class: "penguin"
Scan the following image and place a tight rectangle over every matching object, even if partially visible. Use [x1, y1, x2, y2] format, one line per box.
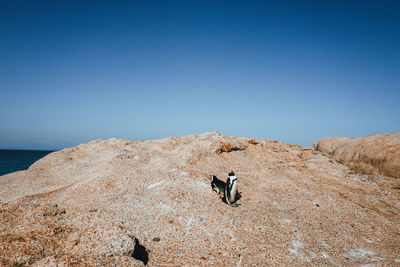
[224, 171, 239, 206]
[210, 175, 226, 195]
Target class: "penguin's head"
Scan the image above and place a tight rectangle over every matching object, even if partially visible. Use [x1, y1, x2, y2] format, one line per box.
[210, 175, 216, 181]
[228, 171, 236, 178]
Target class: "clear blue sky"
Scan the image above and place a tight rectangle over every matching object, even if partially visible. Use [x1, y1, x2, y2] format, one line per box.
[1, 0, 399, 149]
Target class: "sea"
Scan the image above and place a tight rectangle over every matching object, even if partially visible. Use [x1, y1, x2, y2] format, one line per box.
[0, 149, 55, 176]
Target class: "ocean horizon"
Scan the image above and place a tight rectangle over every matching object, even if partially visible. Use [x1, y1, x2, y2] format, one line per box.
[0, 149, 55, 176]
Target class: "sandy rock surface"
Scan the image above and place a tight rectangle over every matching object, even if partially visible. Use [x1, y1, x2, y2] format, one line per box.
[313, 132, 400, 178]
[1, 132, 399, 266]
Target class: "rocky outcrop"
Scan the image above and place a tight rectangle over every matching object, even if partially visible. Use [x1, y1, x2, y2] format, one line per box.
[313, 132, 400, 178]
[1, 132, 399, 266]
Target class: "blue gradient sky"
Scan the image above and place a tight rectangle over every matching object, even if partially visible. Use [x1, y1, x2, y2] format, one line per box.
[1, 0, 399, 149]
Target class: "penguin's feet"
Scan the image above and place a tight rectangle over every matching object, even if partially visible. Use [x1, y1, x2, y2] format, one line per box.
[220, 196, 240, 207]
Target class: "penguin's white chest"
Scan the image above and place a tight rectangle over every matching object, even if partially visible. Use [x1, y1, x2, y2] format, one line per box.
[228, 180, 237, 203]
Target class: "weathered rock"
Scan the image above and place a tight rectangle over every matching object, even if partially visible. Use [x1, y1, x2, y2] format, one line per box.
[1, 132, 399, 266]
[313, 132, 400, 178]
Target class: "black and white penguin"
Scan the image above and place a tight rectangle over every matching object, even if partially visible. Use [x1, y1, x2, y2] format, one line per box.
[224, 171, 239, 206]
[210, 175, 226, 194]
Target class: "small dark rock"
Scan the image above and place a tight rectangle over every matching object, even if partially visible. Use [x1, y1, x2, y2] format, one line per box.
[54, 228, 64, 235]
[43, 208, 66, 217]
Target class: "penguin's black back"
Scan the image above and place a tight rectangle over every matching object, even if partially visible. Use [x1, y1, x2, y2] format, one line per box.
[210, 175, 225, 194]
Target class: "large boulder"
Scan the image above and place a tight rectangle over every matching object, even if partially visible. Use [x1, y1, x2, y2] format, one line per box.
[313, 132, 400, 178]
[1, 132, 399, 266]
